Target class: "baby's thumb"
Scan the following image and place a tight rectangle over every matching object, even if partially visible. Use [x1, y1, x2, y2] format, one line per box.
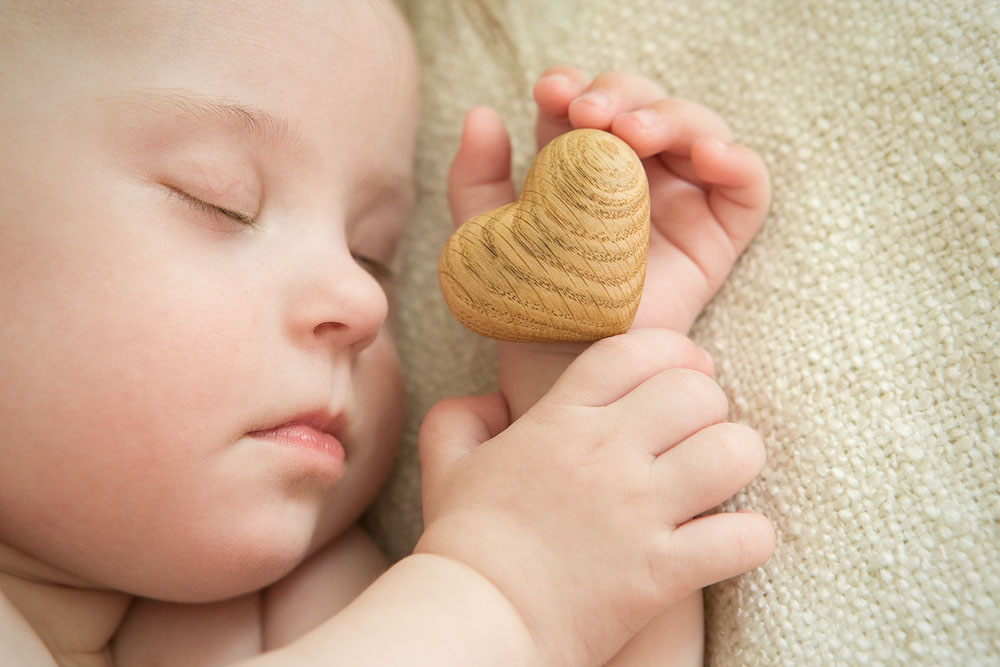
[418, 393, 510, 493]
[448, 107, 517, 227]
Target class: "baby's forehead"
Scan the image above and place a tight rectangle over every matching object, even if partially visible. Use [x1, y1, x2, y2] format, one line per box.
[12, 1, 415, 133]
[3, 0, 414, 74]
[3, 0, 418, 202]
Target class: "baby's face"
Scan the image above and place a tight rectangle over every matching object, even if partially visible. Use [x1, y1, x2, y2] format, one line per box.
[0, 1, 417, 600]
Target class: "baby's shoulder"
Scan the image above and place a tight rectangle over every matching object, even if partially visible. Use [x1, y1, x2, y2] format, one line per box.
[0, 589, 59, 666]
[112, 524, 388, 665]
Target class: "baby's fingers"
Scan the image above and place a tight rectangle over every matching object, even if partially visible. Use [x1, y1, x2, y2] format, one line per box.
[533, 66, 591, 149]
[418, 393, 510, 516]
[611, 97, 733, 160]
[614, 368, 730, 455]
[691, 138, 772, 249]
[448, 107, 516, 226]
[667, 510, 775, 591]
[565, 70, 666, 132]
[542, 329, 714, 409]
[655, 422, 766, 524]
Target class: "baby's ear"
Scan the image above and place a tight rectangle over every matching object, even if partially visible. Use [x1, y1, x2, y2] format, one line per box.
[447, 107, 515, 227]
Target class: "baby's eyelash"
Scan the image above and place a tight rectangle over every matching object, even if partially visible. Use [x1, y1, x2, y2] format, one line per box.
[168, 187, 256, 226]
[168, 186, 391, 278]
[353, 254, 394, 281]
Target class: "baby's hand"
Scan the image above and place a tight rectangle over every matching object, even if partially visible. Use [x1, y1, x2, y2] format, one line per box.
[448, 68, 770, 420]
[449, 68, 771, 337]
[416, 329, 774, 667]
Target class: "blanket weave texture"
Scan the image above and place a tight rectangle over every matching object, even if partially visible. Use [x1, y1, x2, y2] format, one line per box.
[367, 1, 1000, 663]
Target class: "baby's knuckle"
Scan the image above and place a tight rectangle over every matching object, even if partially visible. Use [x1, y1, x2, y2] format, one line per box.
[591, 328, 692, 368]
[588, 331, 651, 368]
[643, 534, 684, 602]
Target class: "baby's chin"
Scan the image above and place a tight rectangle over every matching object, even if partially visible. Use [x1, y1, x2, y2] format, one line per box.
[105, 510, 335, 603]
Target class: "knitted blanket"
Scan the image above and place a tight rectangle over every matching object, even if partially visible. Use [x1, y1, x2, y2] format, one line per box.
[366, 1, 1000, 663]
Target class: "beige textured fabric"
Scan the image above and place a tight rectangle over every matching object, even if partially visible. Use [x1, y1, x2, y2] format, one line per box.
[365, 1, 1000, 664]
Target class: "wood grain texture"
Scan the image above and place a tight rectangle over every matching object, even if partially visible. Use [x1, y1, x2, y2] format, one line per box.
[439, 128, 650, 342]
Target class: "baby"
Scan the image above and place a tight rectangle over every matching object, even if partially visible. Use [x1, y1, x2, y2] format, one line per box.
[0, 2, 773, 666]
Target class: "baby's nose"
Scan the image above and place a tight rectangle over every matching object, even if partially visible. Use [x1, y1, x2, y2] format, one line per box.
[290, 254, 389, 356]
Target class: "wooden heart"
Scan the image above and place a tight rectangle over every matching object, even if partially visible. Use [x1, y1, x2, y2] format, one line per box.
[438, 128, 650, 343]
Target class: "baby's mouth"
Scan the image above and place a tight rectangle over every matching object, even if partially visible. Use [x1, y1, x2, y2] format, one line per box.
[247, 409, 349, 470]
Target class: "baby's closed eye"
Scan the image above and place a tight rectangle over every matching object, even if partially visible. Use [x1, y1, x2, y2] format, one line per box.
[166, 186, 257, 227]
[346, 186, 412, 284]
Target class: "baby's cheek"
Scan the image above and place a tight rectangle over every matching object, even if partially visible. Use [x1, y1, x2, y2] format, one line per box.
[357, 335, 404, 467]
[367, 331, 405, 421]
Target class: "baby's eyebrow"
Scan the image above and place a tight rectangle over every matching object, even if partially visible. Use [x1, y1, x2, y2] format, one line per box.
[104, 88, 306, 153]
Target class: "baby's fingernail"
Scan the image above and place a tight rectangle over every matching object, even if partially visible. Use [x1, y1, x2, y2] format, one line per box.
[708, 137, 731, 151]
[538, 72, 571, 87]
[576, 89, 610, 110]
[696, 345, 715, 372]
[626, 108, 658, 129]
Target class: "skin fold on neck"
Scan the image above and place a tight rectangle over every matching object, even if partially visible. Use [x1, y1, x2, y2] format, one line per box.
[0, 543, 132, 666]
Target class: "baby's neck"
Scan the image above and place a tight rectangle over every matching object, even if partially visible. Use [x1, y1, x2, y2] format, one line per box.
[0, 543, 131, 667]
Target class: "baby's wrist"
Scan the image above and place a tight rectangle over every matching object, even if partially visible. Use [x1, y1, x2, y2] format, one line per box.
[496, 340, 589, 420]
[400, 550, 545, 666]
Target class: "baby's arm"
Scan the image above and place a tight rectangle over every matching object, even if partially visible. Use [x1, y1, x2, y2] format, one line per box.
[0, 590, 58, 666]
[447, 68, 771, 664]
[243, 330, 772, 667]
[112, 524, 388, 665]
[261, 524, 388, 647]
